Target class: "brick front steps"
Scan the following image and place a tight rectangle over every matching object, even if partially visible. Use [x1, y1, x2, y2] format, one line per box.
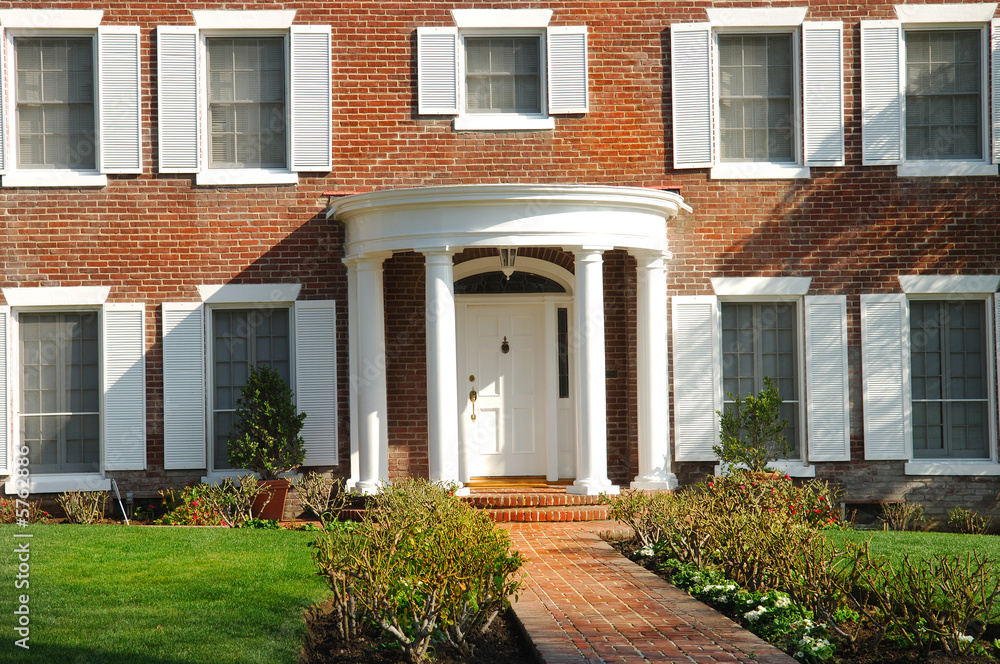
[461, 486, 611, 522]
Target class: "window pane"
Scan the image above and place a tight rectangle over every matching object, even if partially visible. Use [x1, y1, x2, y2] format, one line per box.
[719, 34, 794, 163]
[464, 37, 542, 114]
[212, 308, 291, 469]
[208, 37, 286, 169]
[905, 30, 981, 160]
[19, 313, 100, 473]
[15, 38, 95, 169]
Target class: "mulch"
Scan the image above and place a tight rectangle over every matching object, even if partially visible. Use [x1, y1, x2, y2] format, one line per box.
[299, 599, 536, 664]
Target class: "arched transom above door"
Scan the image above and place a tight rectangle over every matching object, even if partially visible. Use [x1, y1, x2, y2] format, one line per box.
[327, 184, 690, 258]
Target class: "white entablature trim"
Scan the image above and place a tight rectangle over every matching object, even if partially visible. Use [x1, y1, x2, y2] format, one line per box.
[327, 185, 690, 258]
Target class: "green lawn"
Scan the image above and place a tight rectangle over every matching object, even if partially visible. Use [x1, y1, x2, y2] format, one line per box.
[825, 528, 1000, 562]
[0, 524, 328, 664]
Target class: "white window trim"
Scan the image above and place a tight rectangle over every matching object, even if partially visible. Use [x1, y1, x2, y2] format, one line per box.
[711, 276, 812, 298]
[198, 283, 301, 304]
[453, 28, 552, 132]
[195, 26, 298, 187]
[4, 474, 110, 495]
[204, 301, 297, 476]
[714, 460, 817, 478]
[452, 9, 553, 29]
[0, 9, 103, 29]
[903, 291, 1000, 473]
[705, 8, 809, 28]
[716, 296, 810, 464]
[894, 10, 996, 177]
[900, 274, 1000, 294]
[193, 10, 295, 30]
[3, 286, 110, 307]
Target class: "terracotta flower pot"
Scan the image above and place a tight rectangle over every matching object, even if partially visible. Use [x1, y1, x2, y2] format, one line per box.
[251, 479, 291, 521]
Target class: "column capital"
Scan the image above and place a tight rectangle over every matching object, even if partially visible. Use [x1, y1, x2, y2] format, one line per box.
[565, 245, 613, 257]
[348, 251, 393, 269]
[421, 248, 457, 265]
[629, 247, 673, 266]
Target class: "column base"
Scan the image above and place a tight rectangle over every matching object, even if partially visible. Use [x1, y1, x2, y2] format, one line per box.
[630, 474, 678, 491]
[354, 480, 381, 495]
[567, 478, 620, 496]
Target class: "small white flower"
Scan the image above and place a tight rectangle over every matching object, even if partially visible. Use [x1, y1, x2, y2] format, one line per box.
[794, 652, 804, 659]
[773, 594, 792, 608]
[636, 545, 654, 557]
[958, 634, 974, 644]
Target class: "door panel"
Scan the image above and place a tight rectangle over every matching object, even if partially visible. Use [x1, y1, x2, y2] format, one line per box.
[464, 303, 546, 476]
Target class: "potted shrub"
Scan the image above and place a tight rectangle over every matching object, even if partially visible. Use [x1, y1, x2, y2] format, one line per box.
[227, 364, 307, 521]
[713, 376, 791, 477]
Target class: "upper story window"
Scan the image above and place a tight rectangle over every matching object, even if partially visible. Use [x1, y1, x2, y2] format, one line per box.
[0, 10, 142, 188]
[157, 11, 332, 186]
[860, 4, 998, 176]
[417, 9, 588, 132]
[718, 34, 795, 163]
[671, 9, 844, 179]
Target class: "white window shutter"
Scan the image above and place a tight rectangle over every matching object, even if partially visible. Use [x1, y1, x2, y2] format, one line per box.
[0, 28, 6, 175]
[992, 20, 1000, 164]
[162, 303, 207, 470]
[672, 296, 721, 461]
[0, 307, 9, 476]
[157, 26, 201, 173]
[805, 295, 850, 462]
[290, 25, 332, 172]
[103, 303, 146, 471]
[417, 27, 459, 115]
[671, 23, 714, 169]
[98, 26, 142, 174]
[802, 22, 845, 167]
[861, 294, 911, 460]
[860, 21, 903, 165]
[547, 26, 588, 114]
[295, 300, 338, 465]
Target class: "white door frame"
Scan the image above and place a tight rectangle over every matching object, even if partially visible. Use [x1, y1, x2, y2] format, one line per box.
[457, 294, 573, 482]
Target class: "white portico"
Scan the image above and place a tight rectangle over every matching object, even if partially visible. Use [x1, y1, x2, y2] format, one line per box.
[327, 184, 689, 495]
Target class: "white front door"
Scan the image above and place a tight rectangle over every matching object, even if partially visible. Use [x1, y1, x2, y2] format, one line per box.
[462, 303, 547, 476]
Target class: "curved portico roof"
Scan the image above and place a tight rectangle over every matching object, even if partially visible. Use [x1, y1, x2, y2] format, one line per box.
[326, 184, 691, 257]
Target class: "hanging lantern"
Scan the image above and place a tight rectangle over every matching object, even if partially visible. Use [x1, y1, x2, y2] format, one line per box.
[499, 247, 517, 278]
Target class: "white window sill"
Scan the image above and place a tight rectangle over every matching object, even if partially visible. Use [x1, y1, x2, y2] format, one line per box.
[201, 470, 300, 485]
[4, 474, 111, 495]
[2, 171, 107, 188]
[897, 161, 998, 178]
[453, 115, 555, 132]
[196, 168, 299, 186]
[711, 162, 810, 180]
[714, 461, 816, 478]
[904, 461, 1000, 476]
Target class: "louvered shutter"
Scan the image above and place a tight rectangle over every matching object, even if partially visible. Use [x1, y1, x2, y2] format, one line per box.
[98, 26, 142, 174]
[290, 25, 332, 172]
[103, 303, 147, 471]
[162, 303, 207, 470]
[992, 20, 1000, 164]
[547, 26, 588, 114]
[861, 294, 911, 460]
[802, 22, 844, 167]
[157, 26, 201, 173]
[671, 23, 714, 169]
[672, 296, 721, 461]
[860, 21, 903, 165]
[417, 27, 459, 115]
[0, 307, 9, 475]
[805, 296, 850, 461]
[295, 300, 338, 465]
[0, 28, 6, 175]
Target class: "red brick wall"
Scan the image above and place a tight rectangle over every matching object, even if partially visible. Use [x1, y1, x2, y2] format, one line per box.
[0, 1, 997, 519]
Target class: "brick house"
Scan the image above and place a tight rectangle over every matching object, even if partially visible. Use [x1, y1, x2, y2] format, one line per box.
[0, 1, 997, 522]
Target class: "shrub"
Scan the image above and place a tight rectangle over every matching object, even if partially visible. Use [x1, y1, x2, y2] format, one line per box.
[879, 502, 924, 531]
[56, 491, 108, 524]
[296, 472, 349, 527]
[227, 364, 306, 481]
[947, 506, 992, 535]
[0, 498, 49, 524]
[713, 376, 791, 473]
[154, 477, 268, 527]
[312, 479, 525, 663]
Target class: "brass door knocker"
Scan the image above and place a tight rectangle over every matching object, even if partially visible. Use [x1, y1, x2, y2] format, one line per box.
[501, 336, 510, 354]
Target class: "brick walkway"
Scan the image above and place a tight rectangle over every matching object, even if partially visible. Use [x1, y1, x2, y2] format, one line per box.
[504, 521, 797, 664]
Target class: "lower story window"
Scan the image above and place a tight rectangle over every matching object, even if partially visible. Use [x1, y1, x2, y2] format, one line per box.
[19, 312, 100, 474]
[721, 301, 800, 457]
[910, 300, 988, 459]
[212, 308, 291, 470]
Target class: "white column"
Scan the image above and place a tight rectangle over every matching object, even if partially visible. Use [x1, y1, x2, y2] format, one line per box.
[568, 247, 619, 496]
[631, 249, 677, 490]
[422, 249, 466, 494]
[344, 258, 361, 488]
[354, 252, 391, 495]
